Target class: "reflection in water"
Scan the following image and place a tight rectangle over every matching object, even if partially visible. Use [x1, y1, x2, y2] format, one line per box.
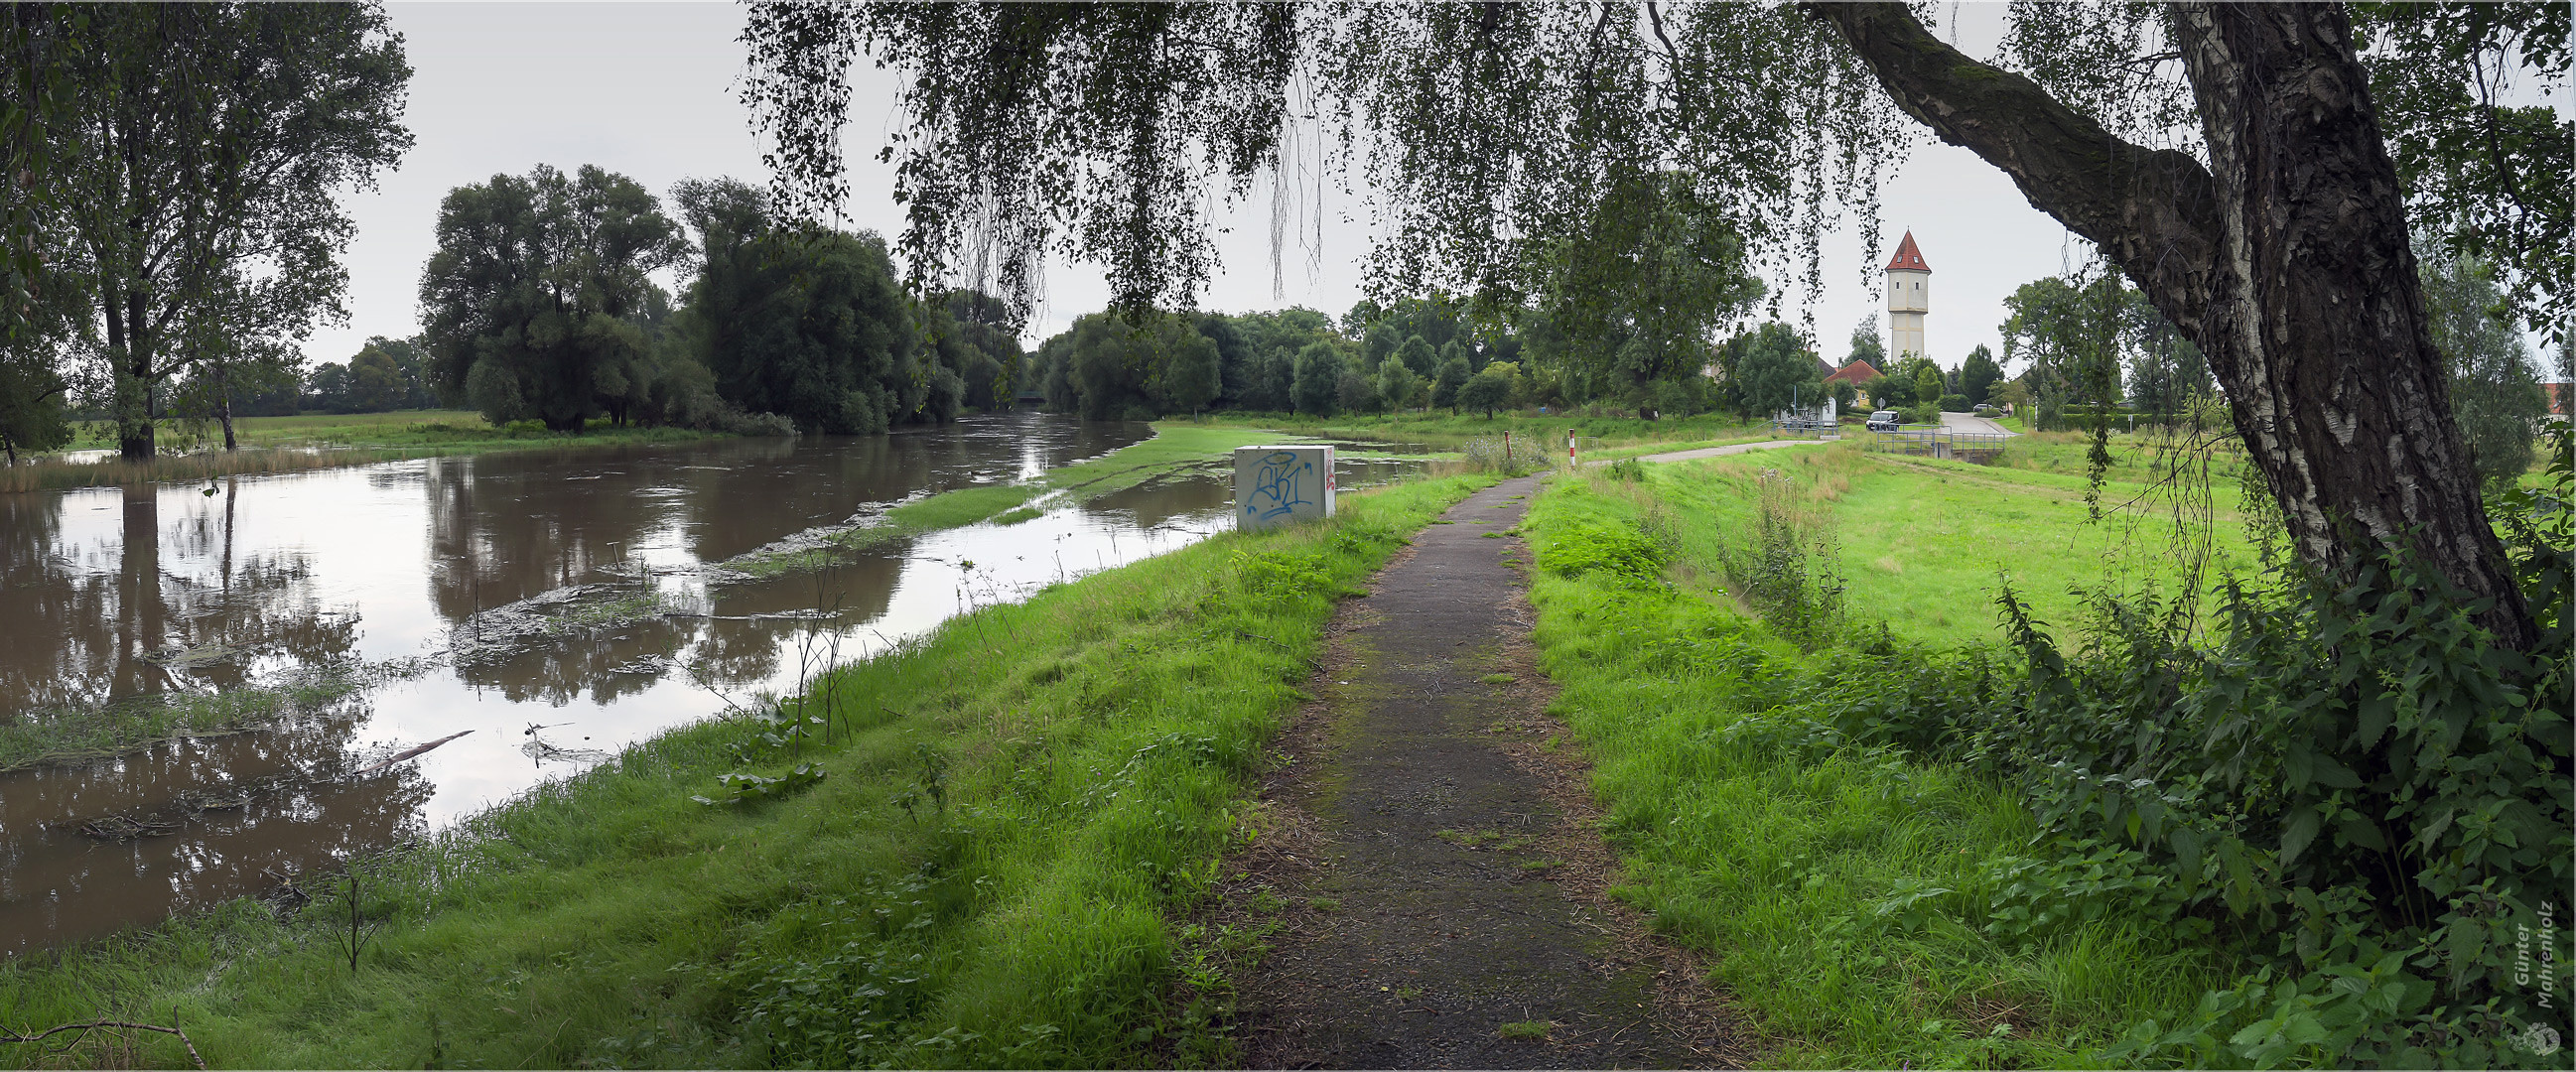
[0, 416, 1433, 953]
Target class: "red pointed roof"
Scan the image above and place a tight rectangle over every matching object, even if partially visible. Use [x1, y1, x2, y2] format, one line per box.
[1824, 358, 1881, 386]
[1886, 230, 1930, 272]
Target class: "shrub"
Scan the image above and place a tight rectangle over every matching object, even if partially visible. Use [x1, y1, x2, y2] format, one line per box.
[1939, 393, 1970, 412]
[1535, 520, 1665, 587]
[1717, 470, 1846, 650]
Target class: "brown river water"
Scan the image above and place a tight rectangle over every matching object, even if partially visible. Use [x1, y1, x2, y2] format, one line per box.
[0, 415, 1431, 954]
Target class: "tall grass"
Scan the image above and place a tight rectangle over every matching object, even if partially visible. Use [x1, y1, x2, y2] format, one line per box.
[1521, 467, 2237, 1066]
[0, 472, 1492, 1069]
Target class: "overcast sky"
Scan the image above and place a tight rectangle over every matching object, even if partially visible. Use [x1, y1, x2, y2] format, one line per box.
[311, 3, 2552, 378]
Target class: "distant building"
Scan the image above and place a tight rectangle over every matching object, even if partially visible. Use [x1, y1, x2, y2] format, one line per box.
[1887, 230, 1930, 361]
[1825, 358, 1881, 404]
[2548, 381, 2569, 417]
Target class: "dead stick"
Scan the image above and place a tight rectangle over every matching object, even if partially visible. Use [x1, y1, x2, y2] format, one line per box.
[347, 730, 475, 779]
[2, 1020, 208, 1070]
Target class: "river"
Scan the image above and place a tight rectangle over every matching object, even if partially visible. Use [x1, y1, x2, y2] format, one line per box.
[0, 414, 1427, 954]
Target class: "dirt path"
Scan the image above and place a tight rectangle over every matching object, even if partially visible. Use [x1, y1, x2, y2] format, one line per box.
[1216, 475, 1741, 1069]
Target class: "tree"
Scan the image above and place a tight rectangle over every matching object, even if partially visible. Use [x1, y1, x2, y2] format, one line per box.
[1393, 335, 1437, 379]
[1430, 355, 1470, 413]
[1912, 366, 1944, 411]
[1960, 344, 2001, 406]
[1288, 342, 1342, 417]
[1540, 171, 1764, 404]
[1860, 372, 1907, 408]
[1198, 314, 1253, 407]
[422, 166, 685, 432]
[749, 2, 2554, 648]
[1361, 323, 1399, 372]
[1036, 313, 1215, 421]
[1847, 317, 1885, 371]
[1724, 323, 1821, 419]
[1457, 366, 1514, 419]
[1376, 358, 1425, 415]
[2420, 248, 2547, 495]
[0, 342, 70, 463]
[2354, 4, 2569, 346]
[1334, 369, 1380, 415]
[46, 4, 411, 460]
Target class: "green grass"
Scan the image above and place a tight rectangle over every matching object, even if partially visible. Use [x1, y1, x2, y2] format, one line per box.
[1642, 440, 2258, 645]
[728, 424, 1297, 576]
[1520, 466, 2237, 1066]
[0, 665, 366, 773]
[0, 472, 1492, 1070]
[884, 484, 1044, 529]
[11, 412, 736, 491]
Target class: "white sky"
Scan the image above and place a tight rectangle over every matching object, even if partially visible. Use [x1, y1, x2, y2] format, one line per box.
[308, 3, 2551, 379]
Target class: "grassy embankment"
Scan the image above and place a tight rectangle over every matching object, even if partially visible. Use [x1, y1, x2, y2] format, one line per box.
[5, 411, 734, 493]
[726, 425, 1333, 576]
[0, 459, 1496, 1068]
[1520, 440, 2261, 1066]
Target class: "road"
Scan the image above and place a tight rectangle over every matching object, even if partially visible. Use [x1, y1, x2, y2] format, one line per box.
[1628, 437, 1831, 464]
[1939, 410, 2016, 436]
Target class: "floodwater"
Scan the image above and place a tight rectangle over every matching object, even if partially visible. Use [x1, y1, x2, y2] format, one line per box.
[0, 414, 1433, 954]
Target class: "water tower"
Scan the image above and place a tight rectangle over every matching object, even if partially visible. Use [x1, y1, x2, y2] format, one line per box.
[1886, 230, 1930, 361]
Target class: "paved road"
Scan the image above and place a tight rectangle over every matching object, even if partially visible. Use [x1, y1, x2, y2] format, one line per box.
[1939, 411, 2015, 436]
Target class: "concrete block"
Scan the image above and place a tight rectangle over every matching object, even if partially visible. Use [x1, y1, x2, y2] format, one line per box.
[1234, 445, 1335, 531]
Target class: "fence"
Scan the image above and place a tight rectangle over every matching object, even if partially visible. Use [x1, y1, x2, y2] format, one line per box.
[1866, 429, 2008, 462]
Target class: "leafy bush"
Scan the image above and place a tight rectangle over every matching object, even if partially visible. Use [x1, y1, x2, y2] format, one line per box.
[717, 409, 799, 437]
[1716, 471, 1846, 650]
[1898, 403, 1938, 426]
[1939, 393, 1970, 413]
[1815, 431, 2576, 1065]
[1535, 520, 1666, 586]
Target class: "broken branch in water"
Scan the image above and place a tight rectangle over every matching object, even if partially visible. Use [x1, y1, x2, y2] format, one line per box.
[347, 730, 474, 779]
[1, 1019, 208, 1069]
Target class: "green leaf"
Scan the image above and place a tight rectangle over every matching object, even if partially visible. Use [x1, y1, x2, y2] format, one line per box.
[2280, 808, 2322, 867]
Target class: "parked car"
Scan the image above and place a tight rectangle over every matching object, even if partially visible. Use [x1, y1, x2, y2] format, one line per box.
[1866, 409, 1902, 432]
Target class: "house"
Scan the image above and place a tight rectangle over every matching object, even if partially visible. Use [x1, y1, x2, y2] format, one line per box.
[1824, 358, 1881, 405]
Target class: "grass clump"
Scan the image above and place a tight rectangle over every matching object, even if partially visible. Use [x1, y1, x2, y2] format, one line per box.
[0, 664, 369, 773]
[1497, 1019, 1553, 1039]
[0, 472, 1493, 1069]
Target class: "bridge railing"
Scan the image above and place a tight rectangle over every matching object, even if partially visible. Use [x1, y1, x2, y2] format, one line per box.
[1866, 429, 2009, 459]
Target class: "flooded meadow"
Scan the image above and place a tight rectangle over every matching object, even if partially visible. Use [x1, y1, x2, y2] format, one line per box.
[0, 415, 1433, 953]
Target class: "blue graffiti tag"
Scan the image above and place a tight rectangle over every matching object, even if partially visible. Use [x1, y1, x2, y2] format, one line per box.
[1247, 452, 1314, 521]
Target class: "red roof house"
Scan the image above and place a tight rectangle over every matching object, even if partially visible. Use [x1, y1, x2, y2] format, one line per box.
[1825, 359, 1880, 387]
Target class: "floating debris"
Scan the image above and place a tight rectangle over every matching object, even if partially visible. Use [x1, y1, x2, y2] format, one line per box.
[345, 730, 474, 779]
[139, 640, 256, 669]
[609, 653, 674, 675]
[76, 814, 182, 841]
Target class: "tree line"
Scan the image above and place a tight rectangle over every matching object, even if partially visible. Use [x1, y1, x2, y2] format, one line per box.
[0, 6, 1027, 462]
